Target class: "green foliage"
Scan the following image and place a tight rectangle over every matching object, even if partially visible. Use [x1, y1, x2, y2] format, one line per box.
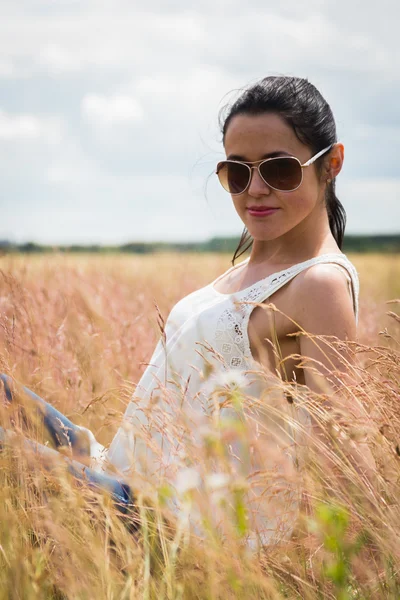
[1, 234, 399, 254]
[310, 502, 370, 600]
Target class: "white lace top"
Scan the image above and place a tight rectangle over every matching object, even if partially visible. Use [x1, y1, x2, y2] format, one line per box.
[92, 252, 359, 546]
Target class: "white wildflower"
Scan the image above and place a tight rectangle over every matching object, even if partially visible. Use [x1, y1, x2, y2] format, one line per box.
[205, 472, 231, 504]
[205, 472, 230, 490]
[215, 369, 249, 390]
[175, 467, 201, 495]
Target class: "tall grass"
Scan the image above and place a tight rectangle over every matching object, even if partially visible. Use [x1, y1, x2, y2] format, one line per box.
[0, 252, 399, 599]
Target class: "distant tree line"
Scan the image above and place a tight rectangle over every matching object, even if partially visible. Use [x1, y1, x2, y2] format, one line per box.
[0, 235, 399, 254]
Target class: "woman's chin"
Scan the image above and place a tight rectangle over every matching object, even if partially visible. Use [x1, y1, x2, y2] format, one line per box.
[246, 228, 286, 243]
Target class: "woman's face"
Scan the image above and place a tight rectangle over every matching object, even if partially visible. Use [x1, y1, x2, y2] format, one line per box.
[223, 112, 327, 242]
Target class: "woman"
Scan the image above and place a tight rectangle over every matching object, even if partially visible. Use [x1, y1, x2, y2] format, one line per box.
[1, 76, 374, 548]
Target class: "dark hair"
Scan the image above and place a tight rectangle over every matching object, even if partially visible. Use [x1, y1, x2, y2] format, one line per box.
[220, 76, 346, 265]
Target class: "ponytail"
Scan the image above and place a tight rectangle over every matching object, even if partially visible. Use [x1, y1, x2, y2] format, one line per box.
[325, 180, 346, 250]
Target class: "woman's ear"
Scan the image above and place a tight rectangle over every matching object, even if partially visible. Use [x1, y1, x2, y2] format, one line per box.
[325, 142, 344, 182]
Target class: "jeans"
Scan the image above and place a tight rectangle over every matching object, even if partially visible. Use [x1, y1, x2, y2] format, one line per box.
[0, 374, 137, 528]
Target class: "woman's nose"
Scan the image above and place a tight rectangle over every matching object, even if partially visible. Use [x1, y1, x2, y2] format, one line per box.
[247, 167, 271, 196]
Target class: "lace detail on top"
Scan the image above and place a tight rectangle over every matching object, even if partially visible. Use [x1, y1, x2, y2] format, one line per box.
[212, 254, 359, 371]
[214, 283, 266, 368]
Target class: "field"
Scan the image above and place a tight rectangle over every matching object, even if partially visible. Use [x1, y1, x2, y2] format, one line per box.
[0, 252, 399, 599]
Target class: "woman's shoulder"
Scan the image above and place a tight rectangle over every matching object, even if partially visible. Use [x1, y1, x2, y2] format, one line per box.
[293, 259, 355, 293]
[288, 253, 359, 302]
[288, 255, 358, 332]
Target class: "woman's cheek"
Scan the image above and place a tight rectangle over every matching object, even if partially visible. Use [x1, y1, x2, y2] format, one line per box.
[283, 193, 312, 221]
[232, 197, 247, 221]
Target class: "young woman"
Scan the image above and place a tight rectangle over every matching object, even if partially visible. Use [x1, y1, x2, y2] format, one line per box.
[1, 75, 373, 548]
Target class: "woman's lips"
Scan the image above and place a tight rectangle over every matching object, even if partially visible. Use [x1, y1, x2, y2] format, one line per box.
[247, 207, 280, 217]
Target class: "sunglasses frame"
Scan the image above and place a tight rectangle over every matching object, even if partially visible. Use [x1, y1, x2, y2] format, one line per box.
[216, 144, 334, 195]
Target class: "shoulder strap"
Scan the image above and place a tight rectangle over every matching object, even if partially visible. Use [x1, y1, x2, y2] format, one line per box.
[250, 254, 359, 324]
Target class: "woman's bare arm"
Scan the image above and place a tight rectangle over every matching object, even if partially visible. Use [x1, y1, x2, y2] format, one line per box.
[293, 263, 377, 485]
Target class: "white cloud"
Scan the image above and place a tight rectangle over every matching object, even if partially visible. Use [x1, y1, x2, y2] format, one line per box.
[1, 171, 224, 245]
[0, 59, 14, 77]
[81, 93, 144, 128]
[339, 178, 400, 234]
[0, 0, 399, 242]
[0, 109, 63, 143]
[38, 44, 80, 74]
[1, 4, 397, 83]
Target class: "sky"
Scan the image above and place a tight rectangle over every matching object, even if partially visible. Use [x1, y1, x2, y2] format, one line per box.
[0, 0, 399, 244]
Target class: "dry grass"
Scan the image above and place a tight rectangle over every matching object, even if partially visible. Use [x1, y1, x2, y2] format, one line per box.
[0, 251, 399, 599]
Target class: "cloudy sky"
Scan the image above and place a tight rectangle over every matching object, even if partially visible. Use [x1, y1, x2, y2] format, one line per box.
[0, 0, 399, 244]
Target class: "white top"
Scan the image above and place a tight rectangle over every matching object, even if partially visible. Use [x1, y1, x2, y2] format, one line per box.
[90, 252, 359, 547]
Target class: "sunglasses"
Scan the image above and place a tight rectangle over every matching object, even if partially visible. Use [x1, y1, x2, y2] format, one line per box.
[216, 144, 333, 195]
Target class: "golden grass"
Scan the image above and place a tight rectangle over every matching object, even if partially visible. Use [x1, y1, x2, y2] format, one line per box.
[0, 251, 399, 599]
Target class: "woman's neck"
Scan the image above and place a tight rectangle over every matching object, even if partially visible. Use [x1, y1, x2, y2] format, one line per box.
[248, 209, 338, 266]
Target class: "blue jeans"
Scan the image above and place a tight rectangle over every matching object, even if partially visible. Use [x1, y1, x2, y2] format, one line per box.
[0, 374, 137, 529]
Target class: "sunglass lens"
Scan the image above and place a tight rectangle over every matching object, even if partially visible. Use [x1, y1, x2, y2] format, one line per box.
[260, 158, 302, 191]
[217, 162, 250, 194]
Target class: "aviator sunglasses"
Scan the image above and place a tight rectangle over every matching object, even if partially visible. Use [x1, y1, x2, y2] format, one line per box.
[216, 144, 334, 195]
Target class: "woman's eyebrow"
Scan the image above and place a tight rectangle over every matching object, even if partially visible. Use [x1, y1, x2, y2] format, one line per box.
[226, 150, 293, 161]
